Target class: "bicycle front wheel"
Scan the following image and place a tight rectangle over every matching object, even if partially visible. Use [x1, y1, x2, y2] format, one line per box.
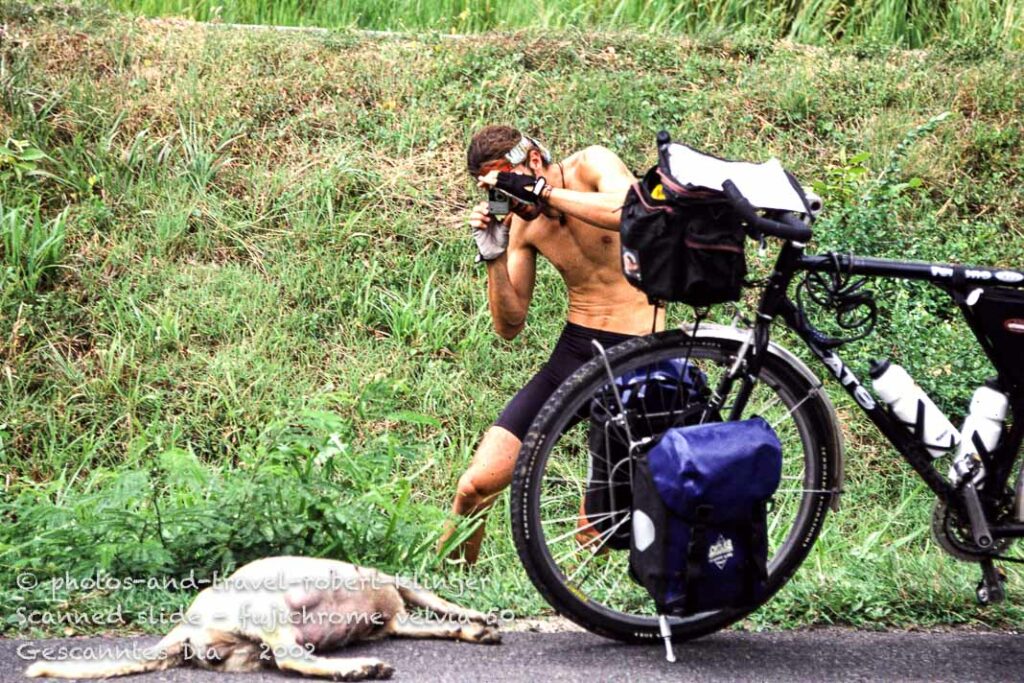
[511, 328, 842, 643]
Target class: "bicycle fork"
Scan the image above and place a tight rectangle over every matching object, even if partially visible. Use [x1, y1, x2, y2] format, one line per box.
[696, 319, 771, 424]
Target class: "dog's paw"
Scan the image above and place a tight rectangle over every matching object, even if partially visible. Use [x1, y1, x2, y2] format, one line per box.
[477, 626, 502, 645]
[460, 622, 502, 645]
[480, 610, 502, 627]
[371, 660, 395, 680]
[331, 658, 394, 681]
[465, 609, 497, 625]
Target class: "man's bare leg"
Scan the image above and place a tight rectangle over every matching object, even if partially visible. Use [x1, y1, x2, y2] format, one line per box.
[438, 426, 521, 564]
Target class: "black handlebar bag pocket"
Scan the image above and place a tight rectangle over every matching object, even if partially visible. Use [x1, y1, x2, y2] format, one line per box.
[619, 164, 746, 306]
[584, 359, 707, 550]
[628, 417, 782, 615]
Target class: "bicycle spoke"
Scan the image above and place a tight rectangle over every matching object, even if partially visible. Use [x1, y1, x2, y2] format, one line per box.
[553, 517, 624, 567]
[541, 509, 620, 526]
[566, 515, 632, 583]
[543, 476, 612, 485]
[540, 492, 585, 509]
[770, 391, 815, 430]
[549, 513, 617, 547]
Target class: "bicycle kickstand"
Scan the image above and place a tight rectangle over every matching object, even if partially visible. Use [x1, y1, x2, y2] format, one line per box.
[976, 558, 1007, 606]
[659, 614, 677, 663]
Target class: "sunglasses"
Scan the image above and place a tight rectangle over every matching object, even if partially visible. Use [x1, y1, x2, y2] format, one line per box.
[480, 160, 514, 174]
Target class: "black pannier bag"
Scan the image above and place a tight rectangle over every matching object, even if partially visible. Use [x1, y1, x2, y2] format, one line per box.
[629, 417, 783, 615]
[620, 133, 813, 306]
[968, 286, 1024, 390]
[583, 359, 707, 550]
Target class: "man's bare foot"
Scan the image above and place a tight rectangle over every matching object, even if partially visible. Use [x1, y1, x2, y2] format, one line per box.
[574, 500, 610, 555]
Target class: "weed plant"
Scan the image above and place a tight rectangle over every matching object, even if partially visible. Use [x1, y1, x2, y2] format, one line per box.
[0, 4, 1022, 635]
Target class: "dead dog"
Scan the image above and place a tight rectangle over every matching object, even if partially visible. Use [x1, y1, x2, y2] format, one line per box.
[25, 556, 499, 680]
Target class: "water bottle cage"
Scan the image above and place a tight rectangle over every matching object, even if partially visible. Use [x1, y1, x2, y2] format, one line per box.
[893, 399, 957, 455]
[969, 431, 994, 461]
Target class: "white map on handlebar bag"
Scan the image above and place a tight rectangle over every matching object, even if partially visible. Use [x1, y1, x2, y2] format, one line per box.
[664, 143, 808, 213]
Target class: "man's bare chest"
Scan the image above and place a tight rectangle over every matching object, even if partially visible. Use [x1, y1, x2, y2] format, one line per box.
[521, 215, 620, 280]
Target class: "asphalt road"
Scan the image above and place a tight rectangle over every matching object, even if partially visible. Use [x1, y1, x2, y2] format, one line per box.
[4, 629, 1023, 682]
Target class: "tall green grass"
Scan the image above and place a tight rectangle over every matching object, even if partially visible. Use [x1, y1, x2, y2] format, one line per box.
[100, 0, 1024, 49]
[1, 201, 68, 303]
[1, 3, 1023, 635]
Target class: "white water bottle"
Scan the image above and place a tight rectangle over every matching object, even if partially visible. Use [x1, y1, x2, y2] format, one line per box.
[869, 360, 961, 459]
[949, 381, 1008, 487]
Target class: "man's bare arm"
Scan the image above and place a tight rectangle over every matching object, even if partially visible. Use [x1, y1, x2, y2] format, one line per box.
[543, 145, 636, 231]
[483, 217, 536, 340]
[541, 186, 626, 231]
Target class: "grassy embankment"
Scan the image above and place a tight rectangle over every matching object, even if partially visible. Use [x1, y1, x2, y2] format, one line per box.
[102, 0, 1024, 50]
[1, 4, 1022, 635]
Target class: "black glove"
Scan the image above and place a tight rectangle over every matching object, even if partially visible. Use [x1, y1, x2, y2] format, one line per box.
[494, 172, 548, 206]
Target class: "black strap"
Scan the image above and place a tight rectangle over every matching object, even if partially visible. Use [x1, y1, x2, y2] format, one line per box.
[683, 505, 712, 613]
[952, 265, 967, 291]
[949, 266, 971, 307]
[743, 503, 769, 605]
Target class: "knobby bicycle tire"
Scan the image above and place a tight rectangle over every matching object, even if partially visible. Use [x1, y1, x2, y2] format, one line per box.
[511, 329, 842, 643]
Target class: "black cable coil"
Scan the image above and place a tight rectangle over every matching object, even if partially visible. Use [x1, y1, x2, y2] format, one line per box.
[795, 252, 878, 348]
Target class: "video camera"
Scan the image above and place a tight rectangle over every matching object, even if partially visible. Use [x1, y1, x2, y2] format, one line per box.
[487, 185, 539, 218]
[487, 188, 511, 217]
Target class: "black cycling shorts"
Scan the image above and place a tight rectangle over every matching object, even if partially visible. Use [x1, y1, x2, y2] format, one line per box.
[494, 322, 636, 441]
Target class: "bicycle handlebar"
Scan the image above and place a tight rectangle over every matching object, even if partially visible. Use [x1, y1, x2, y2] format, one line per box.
[721, 180, 813, 243]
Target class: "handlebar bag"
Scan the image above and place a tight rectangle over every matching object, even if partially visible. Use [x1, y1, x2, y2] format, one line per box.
[620, 167, 747, 306]
[628, 417, 782, 615]
[621, 136, 815, 306]
[584, 358, 707, 550]
[967, 286, 1024, 391]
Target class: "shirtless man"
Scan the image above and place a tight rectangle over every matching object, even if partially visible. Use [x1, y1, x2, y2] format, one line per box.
[439, 125, 664, 564]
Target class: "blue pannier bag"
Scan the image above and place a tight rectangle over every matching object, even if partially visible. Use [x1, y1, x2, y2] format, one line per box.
[629, 417, 783, 614]
[584, 359, 706, 550]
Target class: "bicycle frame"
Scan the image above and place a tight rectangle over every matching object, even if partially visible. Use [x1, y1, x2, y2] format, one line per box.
[728, 240, 1024, 540]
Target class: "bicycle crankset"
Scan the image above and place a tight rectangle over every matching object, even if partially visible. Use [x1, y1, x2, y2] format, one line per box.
[931, 499, 1011, 562]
